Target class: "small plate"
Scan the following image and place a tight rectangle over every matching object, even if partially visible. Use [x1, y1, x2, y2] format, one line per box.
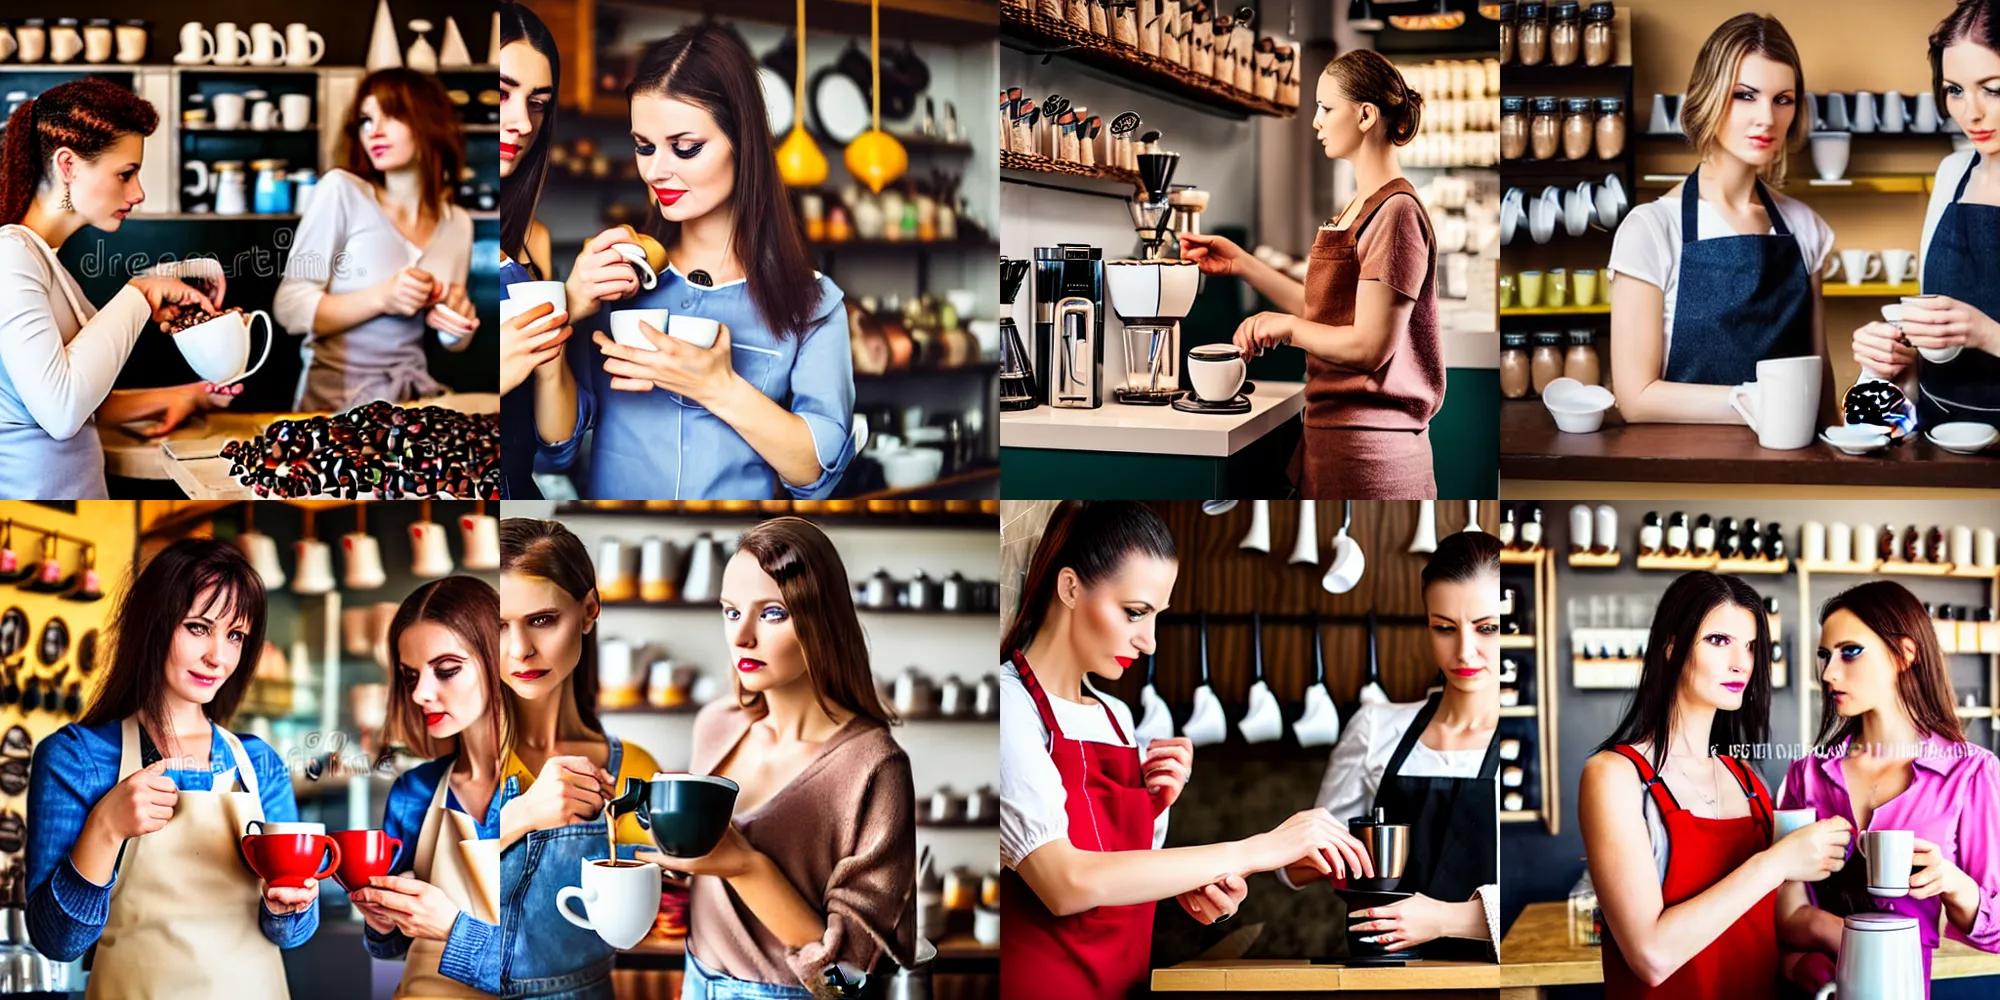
[1820, 426, 1890, 455]
[1926, 421, 1999, 454]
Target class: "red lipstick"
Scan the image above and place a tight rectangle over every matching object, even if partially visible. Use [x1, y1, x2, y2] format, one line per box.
[737, 657, 764, 673]
[1451, 667, 1483, 678]
[654, 187, 687, 206]
[1970, 129, 1995, 143]
[499, 142, 519, 160]
[425, 712, 446, 726]
[1114, 656, 1136, 669]
[511, 669, 549, 682]
[1722, 681, 1746, 693]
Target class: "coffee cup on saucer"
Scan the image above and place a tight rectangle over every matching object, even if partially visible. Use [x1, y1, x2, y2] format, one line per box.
[1186, 345, 1246, 403]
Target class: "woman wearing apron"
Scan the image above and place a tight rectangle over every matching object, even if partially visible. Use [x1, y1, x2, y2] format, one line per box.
[1001, 501, 1373, 1000]
[497, 518, 660, 1000]
[0, 78, 240, 499]
[541, 22, 857, 500]
[1579, 571, 1851, 998]
[24, 539, 314, 998]
[1772, 581, 2000, 996]
[1279, 531, 1500, 959]
[275, 68, 478, 412]
[1182, 50, 1441, 499]
[1850, 0, 2000, 429]
[1608, 14, 1836, 426]
[646, 518, 915, 998]
[348, 577, 507, 997]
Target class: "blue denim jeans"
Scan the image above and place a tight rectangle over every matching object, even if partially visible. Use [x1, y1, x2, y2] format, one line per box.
[499, 738, 628, 1000]
[680, 953, 812, 1000]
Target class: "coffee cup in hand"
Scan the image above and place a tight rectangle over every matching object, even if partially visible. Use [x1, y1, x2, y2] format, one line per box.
[609, 309, 667, 352]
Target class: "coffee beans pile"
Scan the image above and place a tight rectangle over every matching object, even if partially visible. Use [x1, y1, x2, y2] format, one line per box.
[162, 305, 237, 335]
[220, 400, 501, 499]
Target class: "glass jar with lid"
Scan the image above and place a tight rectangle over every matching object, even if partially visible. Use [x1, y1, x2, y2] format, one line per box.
[1584, 1, 1617, 67]
[1497, 1, 1517, 64]
[1562, 98, 1595, 160]
[1517, 2, 1548, 67]
[1501, 96, 1530, 160]
[1530, 96, 1562, 160]
[1502, 332, 1533, 399]
[1564, 329, 1601, 385]
[1549, 1, 1581, 67]
[1532, 331, 1565, 394]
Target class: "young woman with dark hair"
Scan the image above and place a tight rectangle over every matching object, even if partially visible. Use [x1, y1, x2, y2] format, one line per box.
[647, 517, 915, 998]
[495, 518, 660, 1000]
[1283, 529, 1501, 961]
[1773, 580, 2000, 996]
[0, 78, 241, 498]
[1579, 571, 1850, 998]
[23, 540, 316, 997]
[1179, 50, 1441, 498]
[348, 576, 508, 997]
[275, 68, 479, 411]
[1001, 501, 1371, 1000]
[538, 21, 857, 499]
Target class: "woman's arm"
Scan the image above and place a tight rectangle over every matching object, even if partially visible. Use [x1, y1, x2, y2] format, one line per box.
[274, 179, 436, 339]
[1236, 253, 1308, 316]
[246, 737, 321, 948]
[359, 769, 423, 960]
[1282, 705, 1382, 888]
[1608, 276, 1740, 424]
[24, 729, 115, 962]
[1938, 754, 2000, 949]
[1248, 281, 1414, 372]
[0, 241, 154, 440]
[96, 384, 239, 432]
[1774, 879, 1842, 953]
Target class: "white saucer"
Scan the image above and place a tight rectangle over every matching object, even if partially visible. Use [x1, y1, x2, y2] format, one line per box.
[1820, 426, 1889, 455]
[1925, 422, 1999, 454]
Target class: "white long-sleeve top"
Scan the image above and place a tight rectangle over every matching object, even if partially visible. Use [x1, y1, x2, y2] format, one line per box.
[999, 659, 1171, 869]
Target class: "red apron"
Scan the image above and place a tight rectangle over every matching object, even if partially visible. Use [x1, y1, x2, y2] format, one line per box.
[1000, 650, 1162, 1000]
[1602, 745, 1779, 1000]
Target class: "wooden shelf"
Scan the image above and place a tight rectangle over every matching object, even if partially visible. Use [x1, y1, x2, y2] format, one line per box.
[1499, 548, 1548, 565]
[1824, 282, 1923, 298]
[1955, 705, 1996, 719]
[1567, 550, 1622, 568]
[1947, 565, 2000, 579]
[1500, 809, 1543, 823]
[1879, 560, 1958, 576]
[1001, 149, 1140, 189]
[1500, 634, 1538, 649]
[1635, 552, 1718, 571]
[1499, 705, 1538, 718]
[1715, 556, 1791, 574]
[1501, 303, 1611, 317]
[1799, 559, 1885, 575]
[999, 7, 1297, 120]
[1638, 174, 1933, 195]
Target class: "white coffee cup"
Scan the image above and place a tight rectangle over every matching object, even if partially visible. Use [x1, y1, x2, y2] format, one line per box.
[1881, 91, 1908, 133]
[292, 539, 335, 595]
[1882, 248, 1917, 285]
[1803, 522, 1827, 564]
[247, 23, 285, 66]
[1810, 132, 1851, 182]
[609, 243, 660, 290]
[1186, 346, 1246, 402]
[667, 315, 721, 350]
[1914, 91, 1941, 133]
[505, 281, 567, 316]
[16, 21, 46, 64]
[1978, 528, 1997, 569]
[1861, 829, 1914, 897]
[1237, 681, 1283, 743]
[409, 521, 453, 578]
[1951, 525, 1974, 567]
[247, 821, 325, 835]
[284, 23, 324, 66]
[49, 21, 82, 63]
[237, 531, 285, 590]
[1902, 295, 1962, 363]
[1729, 355, 1821, 451]
[0, 26, 16, 63]
[609, 309, 667, 352]
[175, 22, 212, 64]
[173, 310, 272, 387]
[281, 94, 311, 132]
[213, 93, 246, 130]
[83, 21, 113, 63]
[1826, 249, 1882, 287]
[341, 533, 386, 590]
[114, 21, 147, 64]
[213, 22, 247, 66]
[250, 99, 276, 132]
[1774, 807, 1817, 842]
[1852, 91, 1879, 133]
[1855, 524, 1878, 564]
[556, 858, 662, 950]
[460, 513, 500, 571]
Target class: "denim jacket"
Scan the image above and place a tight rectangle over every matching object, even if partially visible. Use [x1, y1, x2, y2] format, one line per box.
[361, 755, 505, 993]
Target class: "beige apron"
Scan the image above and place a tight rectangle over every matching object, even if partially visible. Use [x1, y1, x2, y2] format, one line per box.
[392, 765, 500, 999]
[88, 718, 290, 1000]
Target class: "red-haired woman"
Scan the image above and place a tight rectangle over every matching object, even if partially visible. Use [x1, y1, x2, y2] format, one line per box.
[275, 68, 478, 412]
[0, 78, 240, 499]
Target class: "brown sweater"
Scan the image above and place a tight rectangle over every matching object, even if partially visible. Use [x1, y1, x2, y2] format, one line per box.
[686, 700, 918, 988]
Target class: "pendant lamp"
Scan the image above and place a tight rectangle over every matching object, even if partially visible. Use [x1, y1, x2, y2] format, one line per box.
[776, 0, 829, 188]
[1347, 0, 1386, 31]
[844, 0, 908, 194]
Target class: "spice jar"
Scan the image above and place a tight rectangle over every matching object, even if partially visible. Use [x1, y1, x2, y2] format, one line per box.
[1497, 1, 1517, 65]
[1564, 329, 1601, 385]
[1584, 1, 1616, 67]
[1595, 97, 1627, 159]
[1530, 96, 1562, 160]
[1501, 96, 1530, 160]
[1517, 2, 1548, 67]
[1562, 98, 1595, 160]
[1531, 331, 1565, 394]
[1549, 1, 1581, 67]
[1501, 332, 1532, 399]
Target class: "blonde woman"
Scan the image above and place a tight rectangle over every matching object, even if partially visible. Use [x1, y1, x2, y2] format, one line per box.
[1608, 13, 1836, 425]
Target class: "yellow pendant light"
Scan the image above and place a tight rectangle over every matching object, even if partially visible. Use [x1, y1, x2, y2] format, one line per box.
[776, 0, 828, 188]
[844, 0, 907, 194]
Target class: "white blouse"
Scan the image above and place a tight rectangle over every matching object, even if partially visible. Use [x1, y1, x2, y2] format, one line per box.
[999, 659, 1170, 870]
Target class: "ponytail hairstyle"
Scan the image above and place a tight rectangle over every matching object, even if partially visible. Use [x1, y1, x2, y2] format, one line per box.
[499, 0, 561, 271]
[1002, 501, 1177, 658]
[0, 78, 159, 225]
[1422, 530, 1502, 591]
[1930, 0, 2000, 119]
[1814, 581, 1965, 748]
[1324, 49, 1424, 146]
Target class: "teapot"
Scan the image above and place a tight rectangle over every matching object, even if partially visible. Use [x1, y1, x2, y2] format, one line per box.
[1814, 913, 1922, 1000]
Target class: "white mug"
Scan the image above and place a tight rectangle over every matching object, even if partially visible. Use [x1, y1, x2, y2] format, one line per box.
[609, 243, 659, 290]
[1186, 347, 1246, 402]
[1903, 295, 1962, 363]
[247, 23, 286, 66]
[0, 26, 16, 63]
[1914, 91, 1941, 133]
[609, 309, 666, 352]
[1951, 525, 1974, 567]
[1183, 684, 1227, 746]
[1729, 356, 1821, 451]
[172, 310, 272, 387]
[291, 539, 335, 595]
[213, 22, 248, 66]
[1881, 91, 1907, 133]
[16, 21, 46, 64]
[213, 93, 246, 130]
[284, 23, 324, 66]
[341, 532, 386, 590]
[1977, 528, 1997, 569]
[1861, 829, 1914, 897]
[1774, 807, 1817, 842]
[1882, 248, 1917, 285]
[1826, 249, 1882, 287]
[250, 99, 276, 132]
[459, 513, 500, 571]
[49, 21, 83, 63]
[1810, 132, 1851, 182]
[1829, 522, 1852, 564]
[505, 281, 567, 315]
[1851, 91, 1879, 133]
[281, 94, 311, 132]
[175, 22, 211, 64]
[667, 315, 721, 350]
[409, 521, 454, 577]
[1237, 681, 1283, 743]
[1803, 522, 1827, 564]
[238, 531, 285, 590]
[114, 21, 147, 64]
[556, 858, 662, 950]
[83, 21, 113, 63]
[1856, 524, 1879, 565]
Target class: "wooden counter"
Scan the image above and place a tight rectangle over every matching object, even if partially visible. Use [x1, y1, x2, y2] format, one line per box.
[1500, 401, 2000, 490]
[1152, 958, 1499, 995]
[1498, 900, 2000, 998]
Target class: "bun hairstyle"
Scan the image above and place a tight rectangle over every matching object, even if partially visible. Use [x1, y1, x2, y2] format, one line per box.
[1422, 530, 1501, 590]
[1931, 0, 2000, 115]
[1002, 501, 1176, 657]
[1325, 49, 1424, 146]
[0, 78, 159, 225]
[1681, 13, 1807, 185]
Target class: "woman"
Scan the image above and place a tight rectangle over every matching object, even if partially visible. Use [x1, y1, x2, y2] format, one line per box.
[0, 78, 241, 499]
[276, 68, 478, 412]
[1774, 581, 2000, 995]
[1001, 500, 1372, 1000]
[1608, 13, 1836, 426]
[541, 22, 856, 500]
[496, 518, 660, 1000]
[643, 518, 914, 998]
[349, 577, 508, 997]
[1181, 50, 1441, 499]
[1850, 0, 2000, 428]
[24, 539, 316, 997]
[1579, 571, 1850, 997]
[1280, 530, 1500, 961]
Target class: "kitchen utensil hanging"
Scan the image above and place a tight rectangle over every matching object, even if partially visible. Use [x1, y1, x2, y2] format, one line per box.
[1465, 500, 1482, 533]
[1410, 500, 1439, 554]
[1237, 611, 1283, 743]
[842, 0, 908, 194]
[1294, 615, 1341, 746]
[1239, 499, 1271, 553]
[0, 524, 29, 586]
[1201, 501, 1238, 515]
[1183, 612, 1227, 746]
[238, 502, 286, 591]
[1289, 500, 1320, 566]
[20, 535, 67, 594]
[777, 0, 829, 186]
[1134, 652, 1175, 746]
[758, 34, 797, 134]
[1323, 501, 1366, 594]
[1356, 609, 1389, 707]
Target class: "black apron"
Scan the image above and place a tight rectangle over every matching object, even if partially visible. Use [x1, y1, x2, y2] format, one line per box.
[1916, 152, 2000, 427]
[1369, 692, 1500, 963]
[1664, 166, 1815, 386]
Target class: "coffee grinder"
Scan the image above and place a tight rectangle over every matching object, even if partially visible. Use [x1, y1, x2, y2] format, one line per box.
[998, 258, 1037, 411]
[1319, 807, 1421, 966]
[1129, 133, 1181, 260]
[1032, 244, 1105, 409]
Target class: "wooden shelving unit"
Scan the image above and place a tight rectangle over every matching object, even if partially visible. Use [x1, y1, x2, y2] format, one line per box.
[1567, 550, 1622, 569]
[1000, 149, 1141, 190]
[1500, 546, 1561, 834]
[999, 4, 1298, 120]
[1824, 282, 1923, 298]
[1501, 303, 1611, 317]
[1633, 551, 1789, 574]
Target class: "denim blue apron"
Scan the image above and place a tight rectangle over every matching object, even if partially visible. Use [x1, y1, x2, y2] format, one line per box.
[1664, 166, 1815, 385]
[499, 737, 628, 1000]
[680, 953, 812, 1000]
[1917, 152, 2000, 427]
[498, 256, 545, 500]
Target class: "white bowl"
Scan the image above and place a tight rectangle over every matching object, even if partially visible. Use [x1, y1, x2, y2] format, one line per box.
[1542, 378, 1615, 434]
[1926, 422, 1999, 454]
[1821, 424, 1891, 455]
[879, 447, 944, 488]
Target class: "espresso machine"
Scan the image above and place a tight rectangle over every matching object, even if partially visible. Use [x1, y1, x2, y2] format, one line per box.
[1032, 244, 1105, 409]
[998, 258, 1037, 411]
[1107, 258, 1198, 405]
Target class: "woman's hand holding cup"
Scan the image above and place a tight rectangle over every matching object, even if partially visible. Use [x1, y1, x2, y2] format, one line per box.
[88, 759, 176, 844]
[564, 228, 646, 323]
[1244, 808, 1373, 880]
[592, 323, 735, 403]
[1850, 320, 1915, 379]
[500, 300, 571, 395]
[131, 277, 219, 326]
[1766, 816, 1851, 883]
[377, 267, 441, 318]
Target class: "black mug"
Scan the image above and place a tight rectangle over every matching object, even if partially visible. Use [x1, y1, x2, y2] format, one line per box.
[607, 772, 741, 858]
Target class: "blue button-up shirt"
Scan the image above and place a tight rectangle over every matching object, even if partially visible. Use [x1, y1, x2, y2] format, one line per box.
[24, 719, 319, 962]
[542, 267, 857, 499]
[361, 754, 504, 994]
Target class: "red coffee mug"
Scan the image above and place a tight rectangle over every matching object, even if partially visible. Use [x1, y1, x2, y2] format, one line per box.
[239, 823, 341, 889]
[329, 829, 403, 893]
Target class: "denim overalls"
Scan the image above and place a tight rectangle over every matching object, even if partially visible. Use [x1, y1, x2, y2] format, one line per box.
[499, 737, 631, 1000]
[681, 953, 812, 1000]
